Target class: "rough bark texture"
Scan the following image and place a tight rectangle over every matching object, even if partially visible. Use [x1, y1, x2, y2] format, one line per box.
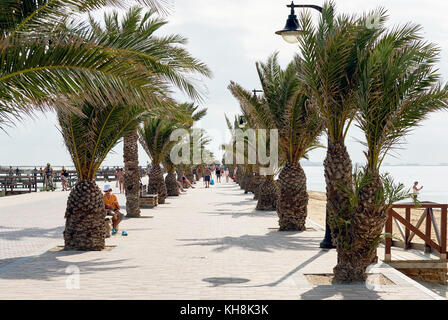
[235, 166, 243, 185]
[148, 164, 167, 204]
[186, 170, 195, 185]
[165, 172, 179, 196]
[123, 129, 141, 217]
[239, 172, 247, 190]
[243, 173, 254, 194]
[256, 176, 277, 211]
[277, 162, 308, 231]
[252, 173, 265, 200]
[333, 173, 386, 283]
[324, 139, 353, 246]
[64, 180, 105, 251]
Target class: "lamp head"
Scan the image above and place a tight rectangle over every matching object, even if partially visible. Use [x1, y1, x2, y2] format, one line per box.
[275, 1, 302, 43]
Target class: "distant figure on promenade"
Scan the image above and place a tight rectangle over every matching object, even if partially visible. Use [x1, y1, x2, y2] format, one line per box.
[8, 166, 14, 186]
[44, 163, 54, 191]
[412, 181, 423, 200]
[117, 168, 125, 193]
[39, 167, 43, 178]
[181, 172, 195, 189]
[176, 180, 186, 192]
[204, 166, 211, 188]
[192, 167, 197, 181]
[103, 185, 124, 234]
[225, 168, 230, 183]
[215, 166, 221, 183]
[60, 166, 69, 191]
[114, 167, 119, 188]
[15, 167, 20, 176]
[33, 167, 38, 178]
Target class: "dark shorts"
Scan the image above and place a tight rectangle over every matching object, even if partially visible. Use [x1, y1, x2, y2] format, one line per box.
[204, 176, 210, 182]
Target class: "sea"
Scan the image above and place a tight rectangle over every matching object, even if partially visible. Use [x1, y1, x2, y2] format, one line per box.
[303, 165, 448, 204]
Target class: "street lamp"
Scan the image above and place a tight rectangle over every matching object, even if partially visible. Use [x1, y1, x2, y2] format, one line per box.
[252, 89, 263, 98]
[277, 2, 335, 250]
[239, 116, 246, 128]
[275, 2, 322, 44]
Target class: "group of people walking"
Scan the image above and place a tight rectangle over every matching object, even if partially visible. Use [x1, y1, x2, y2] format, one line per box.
[198, 164, 231, 188]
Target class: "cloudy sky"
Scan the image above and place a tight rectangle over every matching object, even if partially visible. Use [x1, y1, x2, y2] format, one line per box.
[1, 0, 448, 167]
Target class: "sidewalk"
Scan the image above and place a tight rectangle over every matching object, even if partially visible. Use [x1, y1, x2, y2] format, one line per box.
[0, 181, 443, 299]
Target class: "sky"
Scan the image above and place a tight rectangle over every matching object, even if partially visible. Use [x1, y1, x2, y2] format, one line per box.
[1, 0, 448, 167]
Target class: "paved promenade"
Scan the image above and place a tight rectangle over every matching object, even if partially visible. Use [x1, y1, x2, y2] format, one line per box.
[0, 180, 443, 299]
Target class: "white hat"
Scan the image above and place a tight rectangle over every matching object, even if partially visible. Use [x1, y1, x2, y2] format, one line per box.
[104, 184, 112, 192]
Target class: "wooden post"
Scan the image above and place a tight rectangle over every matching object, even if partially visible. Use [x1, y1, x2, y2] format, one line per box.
[28, 176, 31, 193]
[425, 208, 432, 254]
[441, 206, 447, 260]
[405, 207, 411, 248]
[385, 209, 393, 261]
[34, 176, 37, 192]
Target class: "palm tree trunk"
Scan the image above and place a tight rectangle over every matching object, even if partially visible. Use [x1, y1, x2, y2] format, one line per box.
[165, 171, 180, 196]
[333, 172, 386, 282]
[256, 175, 277, 210]
[243, 173, 253, 194]
[148, 163, 167, 204]
[252, 173, 264, 200]
[277, 162, 308, 231]
[64, 180, 105, 250]
[324, 139, 353, 245]
[123, 129, 141, 217]
[186, 170, 194, 185]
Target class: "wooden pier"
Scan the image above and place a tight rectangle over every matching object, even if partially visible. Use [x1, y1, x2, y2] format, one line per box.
[0, 166, 148, 195]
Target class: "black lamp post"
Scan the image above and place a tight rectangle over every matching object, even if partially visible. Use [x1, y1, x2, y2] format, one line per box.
[252, 89, 263, 98]
[277, 2, 335, 249]
[239, 116, 246, 128]
[276, 2, 322, 44]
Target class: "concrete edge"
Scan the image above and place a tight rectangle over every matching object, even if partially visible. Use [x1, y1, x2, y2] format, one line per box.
[307, 216, 446, 300]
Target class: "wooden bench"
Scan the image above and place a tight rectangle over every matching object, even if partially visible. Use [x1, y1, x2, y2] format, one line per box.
[139, 194, 158, 209]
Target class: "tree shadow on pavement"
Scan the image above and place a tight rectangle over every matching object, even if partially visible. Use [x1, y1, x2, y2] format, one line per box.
[204, 208, 276, 218]
[0, 250, 137, 281]
[0, 225, 64, 241]
[178, 231, 323, 252]
[299, 282, 383, 300]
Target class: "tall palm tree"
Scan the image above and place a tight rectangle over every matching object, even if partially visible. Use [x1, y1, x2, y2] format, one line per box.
[139, 103, 205, 203]
[333, 22, 448, 282]
[82, 7, 211, 217]
[0, 0, 173, 130]
[296, 2, 384, 245]
[163, 108, 209, 195]
[139, 117, 178, 204]
[229, 54, 324, 230]
[57, 99, 147, 250]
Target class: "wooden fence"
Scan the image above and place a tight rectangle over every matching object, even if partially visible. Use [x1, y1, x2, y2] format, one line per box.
[385, 202, 447, 261]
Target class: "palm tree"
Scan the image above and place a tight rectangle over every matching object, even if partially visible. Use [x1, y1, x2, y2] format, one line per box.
[229, 54, 324, 230]
[0, 1, 173, 130]
[163, 111, 209, 195]
[57, 99, 147, 250]
[139, 102, 206, 203]
[163, 154, 180, 196]
[82, 7, 211, 217]
[139, 117, 178, 204]
[296, 2, 384, 245]
[332, 22, 448, 282]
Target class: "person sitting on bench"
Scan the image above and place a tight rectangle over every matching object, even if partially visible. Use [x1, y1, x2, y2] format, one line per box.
[103, 185, 124, 234]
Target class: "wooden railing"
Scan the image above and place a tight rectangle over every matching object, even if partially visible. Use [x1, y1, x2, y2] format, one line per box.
[0, 176, 38, 194]
[385, 202, 447, 261]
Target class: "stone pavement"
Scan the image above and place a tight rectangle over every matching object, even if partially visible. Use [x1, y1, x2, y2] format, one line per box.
[0, 180, 444, 299]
